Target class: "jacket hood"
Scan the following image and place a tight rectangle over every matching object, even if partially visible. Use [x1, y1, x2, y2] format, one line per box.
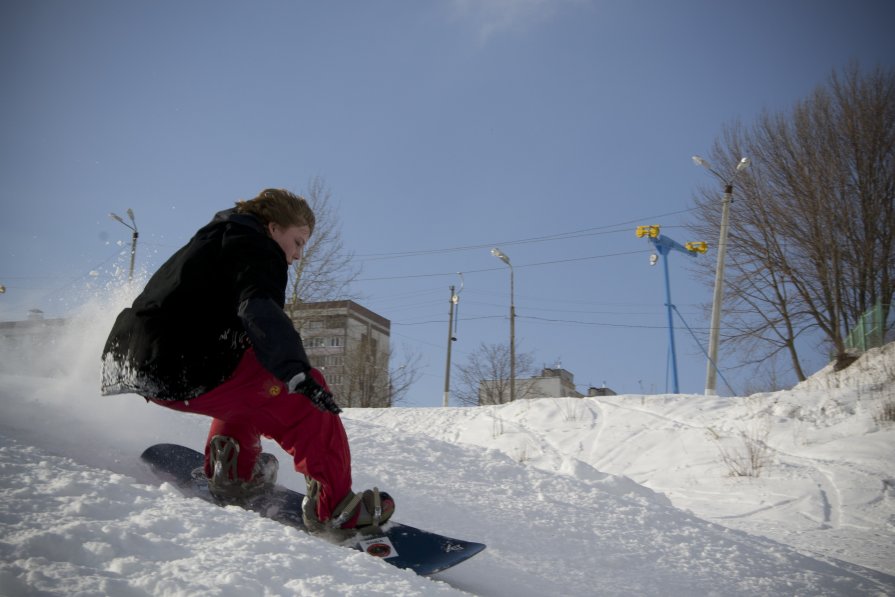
[212, 208, 266, 233]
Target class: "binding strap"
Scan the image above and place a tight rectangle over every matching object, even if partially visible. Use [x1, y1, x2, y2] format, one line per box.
[329, 492, 363, 528]
[371, 487, 382, 523]
[209, 435, 239, 483]
[328, 487, 384, 530]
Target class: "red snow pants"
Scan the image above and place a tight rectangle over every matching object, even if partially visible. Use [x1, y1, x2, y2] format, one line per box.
[153, 348, 352, 521]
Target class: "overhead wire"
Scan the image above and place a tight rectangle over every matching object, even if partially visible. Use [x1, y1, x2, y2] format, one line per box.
[357, 208, 704, 332]
[355, 207, 697, 261]
[357, 249, 651, 282]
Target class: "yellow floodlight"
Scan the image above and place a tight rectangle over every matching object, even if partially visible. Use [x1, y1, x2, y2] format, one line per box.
[636, 225, 660, 238]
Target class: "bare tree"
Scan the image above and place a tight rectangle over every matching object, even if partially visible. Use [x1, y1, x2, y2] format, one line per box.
[286, 176, 361, 322]
[453, 342, 536, 406]
[336, 338, 421, 408]
[689, 63, 895, 380]
[385, 344, 423, 406]
[283, 179, 422, 406]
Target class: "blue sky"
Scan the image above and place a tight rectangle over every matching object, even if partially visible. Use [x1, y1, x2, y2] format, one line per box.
[2, 1, 894, 406]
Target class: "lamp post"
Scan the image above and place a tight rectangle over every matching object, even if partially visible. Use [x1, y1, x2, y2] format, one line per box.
[692, 155, 750, 395]
[109, 208, 139, 281]
[443, 273, 464, 407]
[491, 248, 515, 402]
[637, 226, 705, 393]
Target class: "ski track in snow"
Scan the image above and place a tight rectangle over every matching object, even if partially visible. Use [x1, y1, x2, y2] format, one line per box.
[597, 395, 878, 517]
[589, 392, 895, 575]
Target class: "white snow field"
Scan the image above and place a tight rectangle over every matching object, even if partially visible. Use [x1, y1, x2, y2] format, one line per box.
[1, 296, 893, 596]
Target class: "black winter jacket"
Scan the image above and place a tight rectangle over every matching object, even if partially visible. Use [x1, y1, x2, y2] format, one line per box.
[101, 209, 311, 400]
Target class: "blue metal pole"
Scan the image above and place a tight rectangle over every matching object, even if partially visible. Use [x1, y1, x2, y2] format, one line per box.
[660, 247, 680, 393]
[644, 232, 696, 394]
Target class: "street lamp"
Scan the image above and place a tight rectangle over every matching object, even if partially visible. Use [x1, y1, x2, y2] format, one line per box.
[692, 155, 750, 395]
[109, 209, 139, 281]
[637, 225, 706, 393]
[491, 248, 515, 402]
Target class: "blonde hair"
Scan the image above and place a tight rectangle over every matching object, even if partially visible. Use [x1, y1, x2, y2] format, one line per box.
[235, 188, 316, 235]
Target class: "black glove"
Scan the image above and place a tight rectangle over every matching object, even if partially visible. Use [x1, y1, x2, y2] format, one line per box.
[288, 373, 342, 414]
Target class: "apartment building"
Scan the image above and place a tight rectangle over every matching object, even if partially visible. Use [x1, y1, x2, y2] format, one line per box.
[287, 300, 392, 407]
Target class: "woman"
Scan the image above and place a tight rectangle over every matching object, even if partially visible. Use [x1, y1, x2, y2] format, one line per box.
[101, 188, 393, 533]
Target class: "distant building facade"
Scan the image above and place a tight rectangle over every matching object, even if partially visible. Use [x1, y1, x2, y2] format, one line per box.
[587, 386, 617, 397]
[478, 367, 586, 405]
[287, 300, 392, 408]
[527, 367, 583, 399]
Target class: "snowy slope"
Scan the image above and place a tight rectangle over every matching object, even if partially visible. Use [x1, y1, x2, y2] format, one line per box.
[1, 298, 893, 596]
[353, 346, 895, 579]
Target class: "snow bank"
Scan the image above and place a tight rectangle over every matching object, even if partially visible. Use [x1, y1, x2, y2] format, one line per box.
[795, 341, 895, 392]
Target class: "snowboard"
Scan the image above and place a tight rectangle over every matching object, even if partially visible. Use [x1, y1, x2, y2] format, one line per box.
[140, 443, 485, 576]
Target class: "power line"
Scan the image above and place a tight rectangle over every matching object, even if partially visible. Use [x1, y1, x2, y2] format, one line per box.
[357, 249, 650, 282]
[389, 313, 709, 331]
[520, 315, 709, 330]
[392, 315, 504, 326]
[354, 208, 696, 261]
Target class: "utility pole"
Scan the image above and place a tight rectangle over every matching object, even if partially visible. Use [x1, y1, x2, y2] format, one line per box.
[442, 275, 463, 407]
[693, 156, 750, 395]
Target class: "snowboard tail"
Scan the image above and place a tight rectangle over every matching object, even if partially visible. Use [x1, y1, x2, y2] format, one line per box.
[140, 443, 485, 575]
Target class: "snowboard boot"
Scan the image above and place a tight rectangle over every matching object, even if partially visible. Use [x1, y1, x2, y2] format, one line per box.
[204, 435, 278, 505]
[302, 477, 395, 536]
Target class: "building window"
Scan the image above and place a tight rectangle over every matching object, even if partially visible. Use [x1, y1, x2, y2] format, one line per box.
[327, 315, 347, 329]
[329, 336, 343, 348]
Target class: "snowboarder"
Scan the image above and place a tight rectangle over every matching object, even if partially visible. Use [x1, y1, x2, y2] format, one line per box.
[101, 188, 394, 533]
